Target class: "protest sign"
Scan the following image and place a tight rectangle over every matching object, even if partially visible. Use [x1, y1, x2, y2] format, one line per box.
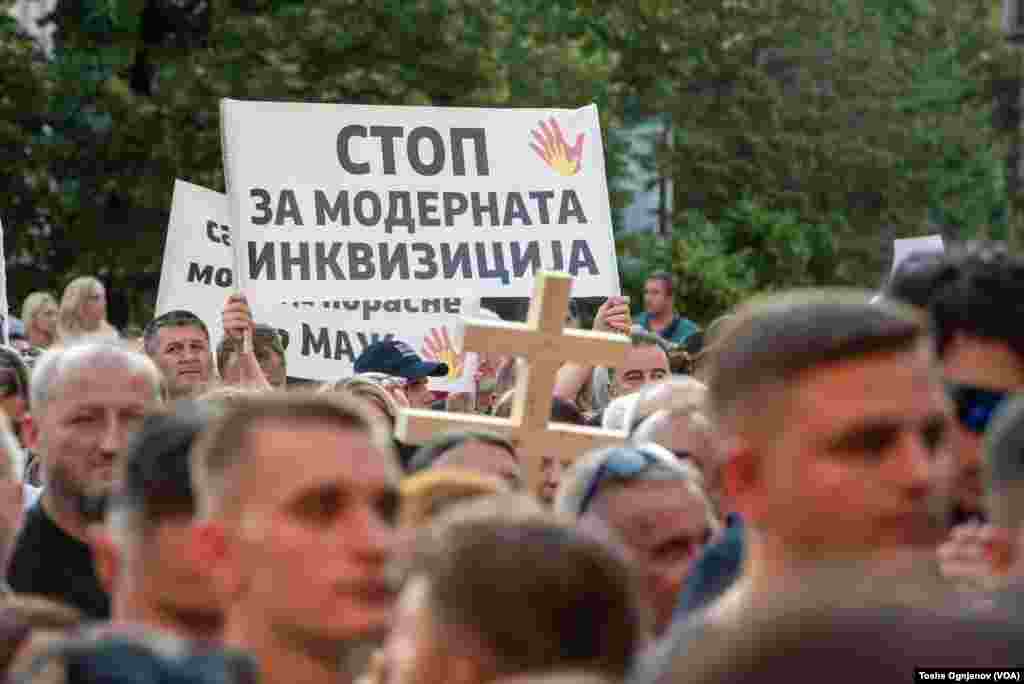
[892, 234, 944, 275]
[156, 180, 236, 355]
[219, 100, 621, 308]
[157, 180, 482, 385]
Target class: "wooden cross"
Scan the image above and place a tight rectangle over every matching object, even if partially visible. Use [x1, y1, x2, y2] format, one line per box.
[395, 271, 631, 497]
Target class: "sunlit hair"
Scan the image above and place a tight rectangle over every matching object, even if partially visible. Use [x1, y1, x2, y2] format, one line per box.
[58, 276, 112, 342]
[20, 292, 58, 342]
[399, 467, 509, 527]
[319, 373, 401, 427]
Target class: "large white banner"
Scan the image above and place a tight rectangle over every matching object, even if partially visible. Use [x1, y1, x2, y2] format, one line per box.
[156, 180, 479, 386]
[219, 100, 621, 306]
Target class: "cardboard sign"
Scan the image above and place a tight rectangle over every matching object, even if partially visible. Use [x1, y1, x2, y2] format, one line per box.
[156, 180, 482, 385]
[892, 235, 944, 275]
[219, 100, 622, 308]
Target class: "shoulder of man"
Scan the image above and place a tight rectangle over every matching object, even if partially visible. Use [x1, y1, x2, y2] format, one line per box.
[629, 613, 711, 684]
[667, 317, 699, 345]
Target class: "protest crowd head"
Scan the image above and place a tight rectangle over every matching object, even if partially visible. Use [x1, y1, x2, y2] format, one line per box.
[556, 444, 718, 637]
[57, 277, 114, 343]
[20, 292, 59, 350]
[8, 340, 163, 618]
[189, 392, 401, 684]
[144, 310, 214, 400]
[93, 401, 222, 642]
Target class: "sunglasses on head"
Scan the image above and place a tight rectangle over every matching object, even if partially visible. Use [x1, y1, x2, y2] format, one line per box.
[946, 382, 1011, 435]
[579, 447, 660, 515]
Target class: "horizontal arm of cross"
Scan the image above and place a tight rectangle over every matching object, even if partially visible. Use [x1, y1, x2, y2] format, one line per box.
[395, 408, 517, 446]
[462, 320, 631, 368]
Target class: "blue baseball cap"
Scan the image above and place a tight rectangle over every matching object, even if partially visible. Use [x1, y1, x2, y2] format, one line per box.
[353, 339, 448, 380]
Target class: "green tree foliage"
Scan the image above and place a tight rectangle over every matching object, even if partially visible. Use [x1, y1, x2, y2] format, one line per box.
[0, 0, 1014, 327]
[593, 0, 1011, 322]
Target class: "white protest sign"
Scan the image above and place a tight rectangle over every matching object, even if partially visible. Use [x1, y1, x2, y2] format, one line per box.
[219, 100, 621, 308]
[892, 235, 944, 275]
[156, 180, 483, 385]
[0, 215, 8, 346]
[156, 180, 236, 355]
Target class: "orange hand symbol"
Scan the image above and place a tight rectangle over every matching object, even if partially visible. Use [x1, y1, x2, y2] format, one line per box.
[421, 326, 465, 380]
[530, 118, 584, 176]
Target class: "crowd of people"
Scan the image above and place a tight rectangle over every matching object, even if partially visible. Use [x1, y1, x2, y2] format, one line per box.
[0, 246, 1021, 682]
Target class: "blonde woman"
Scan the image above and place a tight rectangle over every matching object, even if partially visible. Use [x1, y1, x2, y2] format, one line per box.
[57, 277, 116, 342]
[20, 293, 58, 349]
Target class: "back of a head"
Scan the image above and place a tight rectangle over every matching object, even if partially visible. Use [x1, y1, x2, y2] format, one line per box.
[883, 250, 951, 310]
[677, 600, 1022, 684]
[705, 290, 926, 431]
[984, 395, 1024, 529]
[929, 241, 1024, 360]
[111, 401, 215, 533]
[408, 431, 515, 475]
[409, 510, 641, 679]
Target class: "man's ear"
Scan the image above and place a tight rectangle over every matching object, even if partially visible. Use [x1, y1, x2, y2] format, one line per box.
[983, 526, 1017, 578]
[21, 414, 39, 453]
[719, 436, 764, 522]
[190, 520, 240, 603]
[88, 526, 121, 597]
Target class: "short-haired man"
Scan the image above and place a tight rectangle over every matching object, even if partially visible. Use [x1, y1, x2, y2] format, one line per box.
[354, 340, 449, 409]
[556, 445, 718, 638]
[91, 402, 222, 641]
[144, 310, 214, 400]
[554, 330, 671, 423]
[409, 431, 521, 489]
[637, 291, 951, 682]
[637, 272, 698, 347]
[190, 393, 401, 684]
[382, 505, 643, 684]
[9, 342, 163, 618]
[218, 324, 288, 390]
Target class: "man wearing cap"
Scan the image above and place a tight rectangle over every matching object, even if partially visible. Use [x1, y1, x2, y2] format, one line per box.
[354, 340, 449, 409]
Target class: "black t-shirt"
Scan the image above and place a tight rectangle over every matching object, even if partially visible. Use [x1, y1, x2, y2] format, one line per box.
[7, 502, 110, 619]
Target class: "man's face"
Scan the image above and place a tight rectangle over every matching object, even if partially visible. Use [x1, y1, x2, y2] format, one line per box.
[942, 334, 1024, 518]
[152, 326, 212, 398]
[231, 422, 400, 645]
[613, 345, 670, 398]
[435, 441, 521, 490]
[384, 576, 457, 684]
[588, 480, 712, 636]
[643, 279, 671, 317]
[739, 346, 950, 561]
[30, 365, 156, 521]
[404, 378, 433, 409]
[136, 517, 220, 627]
